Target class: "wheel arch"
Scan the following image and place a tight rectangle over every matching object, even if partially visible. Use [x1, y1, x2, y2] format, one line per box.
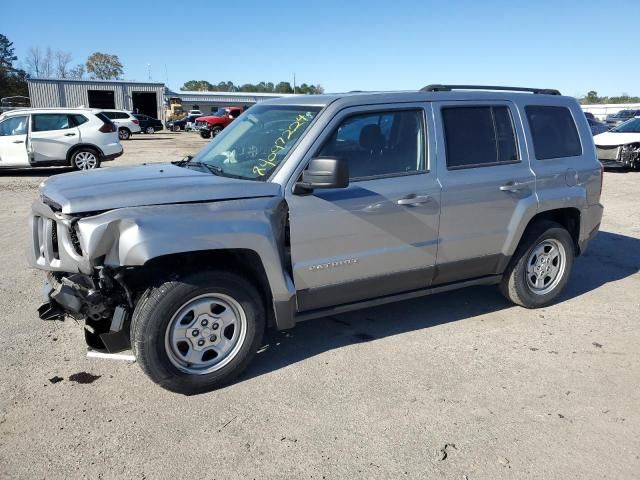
[66, 143, 104, 164]
[520, 207, 581, 255]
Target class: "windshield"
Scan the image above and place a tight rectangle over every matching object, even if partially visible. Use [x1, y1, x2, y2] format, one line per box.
[212, 108, 226, 116]
[189, 105, 321, 181]
[612, 117, 640, 133]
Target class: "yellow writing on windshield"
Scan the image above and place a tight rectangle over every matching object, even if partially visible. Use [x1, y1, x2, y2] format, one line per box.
[252, 114, 310, 177]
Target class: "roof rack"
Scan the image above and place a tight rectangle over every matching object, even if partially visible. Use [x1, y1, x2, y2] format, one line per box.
[421, 84, 561, 96]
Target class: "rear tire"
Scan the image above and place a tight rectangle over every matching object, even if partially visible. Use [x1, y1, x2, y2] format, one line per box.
[119, 128, 131, 140]
[173, 125, 180, 132]
[211, 126, 223, 137]
[131, 271, 265, 394]
[200, 129, 211, 139]
[70, 148, 100, 170]
[500, 220, 574, 308]
[145, 126, 155, 134]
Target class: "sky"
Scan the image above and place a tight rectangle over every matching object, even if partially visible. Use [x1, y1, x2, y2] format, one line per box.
[3, 0, 638, 97]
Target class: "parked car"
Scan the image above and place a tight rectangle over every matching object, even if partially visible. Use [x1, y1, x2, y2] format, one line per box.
[97, 109, 142, 140]
[188, 110, 202, 116]
[587, 117, 609, 136]
[133, 114, 164, 134]
[195, 107, 243, 138]
[28, 85, 603, 394]
[0, 108, 122, 170]
[584, 111, 596, 121]
[594, 116, 640, 169]
[166, 114, 201, 132]
[604, 109, 640, 129]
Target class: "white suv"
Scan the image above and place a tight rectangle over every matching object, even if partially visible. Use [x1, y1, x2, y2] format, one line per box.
[96, 109, 142, 140]
[0, 108, 123, 170]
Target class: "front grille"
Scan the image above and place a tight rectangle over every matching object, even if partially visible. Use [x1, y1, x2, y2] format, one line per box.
[196, 121, 207, 127]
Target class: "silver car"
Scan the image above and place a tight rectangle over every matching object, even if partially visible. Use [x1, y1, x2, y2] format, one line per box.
[28, 85, 604, 393]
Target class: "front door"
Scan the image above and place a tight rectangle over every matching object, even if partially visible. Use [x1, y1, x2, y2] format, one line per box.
[0, 114, 29, 167]
[30, 113, 80, 163]
[433, 101, 537, 284]
[286, 104, 441, 311]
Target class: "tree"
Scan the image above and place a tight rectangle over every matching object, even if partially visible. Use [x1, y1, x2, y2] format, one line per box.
[68, 64, 85, 79]
[41, 47, 53, 78]
[0, 34, 28, 98]
[181, 80, 214, 91]
[55, 50, 72, 78]
[275, 81, 293, 93]
[585, 90, 599, 104]
[25, 46, 43, 77]
[86, 52, 124, 80]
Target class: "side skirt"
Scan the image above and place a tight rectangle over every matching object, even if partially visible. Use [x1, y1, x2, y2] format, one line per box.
[294, 274, 502, 323]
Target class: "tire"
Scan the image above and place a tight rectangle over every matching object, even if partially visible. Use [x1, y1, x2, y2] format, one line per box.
[199, 129, 211, 139]
[70, 148, 101, 170]
[119, 128, 131, 140]
[131, 271, 265, 394]
[145, 126, 155, 134]
[173, 125, 180, 132]
[500, 220, 575, 308]
[211, 126, 223, 137]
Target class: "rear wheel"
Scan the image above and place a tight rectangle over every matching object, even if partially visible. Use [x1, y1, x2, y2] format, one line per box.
[211, 126, 223, 137]
[500, 220, 574, 308]
[70, 148, 100, 170]
[119, 128, 131, 140]
[131, 271, 265, 394]
[145, 126, 155, 134]
[172, 125, 180, 132]
[200, 129, 211, 139]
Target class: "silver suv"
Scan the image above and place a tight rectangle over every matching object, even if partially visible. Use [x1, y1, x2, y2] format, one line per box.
[28, 85, 604, 394]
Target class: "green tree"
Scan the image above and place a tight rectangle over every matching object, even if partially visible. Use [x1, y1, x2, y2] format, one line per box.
[85, 52, 124, 80]
[0, 33, 28, 98]
[275, 81, 293, 93]
[181, 80, 214, 91]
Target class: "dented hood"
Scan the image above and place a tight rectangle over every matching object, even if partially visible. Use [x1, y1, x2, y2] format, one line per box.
[593, 131, 640, 147]
[40, 163, 281, 214]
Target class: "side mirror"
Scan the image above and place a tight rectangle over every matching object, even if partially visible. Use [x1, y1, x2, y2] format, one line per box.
[296, 157, 349, 192]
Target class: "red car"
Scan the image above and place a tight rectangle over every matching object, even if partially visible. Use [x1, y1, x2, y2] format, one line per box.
[196, 107, 244, 138]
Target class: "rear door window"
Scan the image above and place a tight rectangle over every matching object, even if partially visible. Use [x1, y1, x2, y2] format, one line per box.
[525, 106, 582, 159]
[32, 114, 72, 132]
[442, 106, 519, 169]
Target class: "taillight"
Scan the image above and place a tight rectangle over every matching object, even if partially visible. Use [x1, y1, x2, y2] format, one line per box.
[132, 119, 139, 125]
[99, 122, 116, 133]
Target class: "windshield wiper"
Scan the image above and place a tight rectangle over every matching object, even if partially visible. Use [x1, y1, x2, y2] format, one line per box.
[184, 161, 224, 175]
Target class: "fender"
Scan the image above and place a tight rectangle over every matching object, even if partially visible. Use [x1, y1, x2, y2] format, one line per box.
[76, 196, 297, 328]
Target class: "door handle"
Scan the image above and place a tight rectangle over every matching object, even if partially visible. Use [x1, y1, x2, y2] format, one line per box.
[12, 140, 24, 144]
[397, 195, 433, 206]
[64, 133, 76, 136]
[499, 181, 529, 192]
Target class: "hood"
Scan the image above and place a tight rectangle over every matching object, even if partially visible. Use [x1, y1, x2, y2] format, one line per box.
[197, 115, 223, 121]
[593, 131, 640, 147]
[40, 163, 281, 214]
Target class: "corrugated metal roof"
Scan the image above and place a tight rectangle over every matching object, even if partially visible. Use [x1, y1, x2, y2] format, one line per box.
[28, 77, 164, 86]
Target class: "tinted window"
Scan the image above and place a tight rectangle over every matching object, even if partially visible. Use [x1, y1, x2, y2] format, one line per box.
[32, 114, 71, 132]
[70, 114, 88, 126]
[525, 106, 582, 160]
[442, 106, 518, 169]
[319, 110, 426, 179]
[101, 111, 117, 119]
[0, 115, 28, 136]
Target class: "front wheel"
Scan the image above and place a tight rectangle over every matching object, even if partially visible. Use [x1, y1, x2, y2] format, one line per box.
[131, 271, 265, 394]
[200, 129, 211, 139]
[500, 220, 575, 308]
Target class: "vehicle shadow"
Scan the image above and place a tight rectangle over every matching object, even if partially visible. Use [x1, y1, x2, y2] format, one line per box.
[239, 230, 639, 385]
[0, 167, 73, 177]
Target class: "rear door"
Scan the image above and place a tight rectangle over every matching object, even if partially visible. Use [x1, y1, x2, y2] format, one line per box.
[286, 103, 441, 311]
[433, 101, 536, 284]
[30, 113, 80, 162]
[0, 114, 30, 167]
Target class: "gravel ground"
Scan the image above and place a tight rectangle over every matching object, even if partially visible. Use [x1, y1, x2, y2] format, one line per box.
[0, 133, 638, 479]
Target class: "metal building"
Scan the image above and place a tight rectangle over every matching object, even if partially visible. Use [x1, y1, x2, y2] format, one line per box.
[27, 78, 165, 119]
[167, 90, 296, 115]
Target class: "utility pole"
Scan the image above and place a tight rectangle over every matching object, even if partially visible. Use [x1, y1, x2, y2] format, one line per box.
[293, 73, 296, 94]
[147, 64, 151, 81]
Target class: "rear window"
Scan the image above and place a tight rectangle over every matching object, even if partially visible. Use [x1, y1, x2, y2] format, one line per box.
[442, 106, 519, 169]
[525, 106, 582, 160]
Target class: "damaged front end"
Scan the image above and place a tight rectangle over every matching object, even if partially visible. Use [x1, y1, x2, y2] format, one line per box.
[29, 198, 134, 353]
[620, 143, 640, 170]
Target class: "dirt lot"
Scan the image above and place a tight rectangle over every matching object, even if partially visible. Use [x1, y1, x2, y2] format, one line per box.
[0, 132, 638, 479]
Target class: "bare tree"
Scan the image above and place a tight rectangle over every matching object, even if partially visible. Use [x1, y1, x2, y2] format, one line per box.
[55, 50, 72, 78]
[68, 64, 84, 79]
[41, 47, 53, 78]
[25, 46, 43, 77]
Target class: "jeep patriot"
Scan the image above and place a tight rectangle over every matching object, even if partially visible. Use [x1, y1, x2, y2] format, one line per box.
[28, 85, 604, 393]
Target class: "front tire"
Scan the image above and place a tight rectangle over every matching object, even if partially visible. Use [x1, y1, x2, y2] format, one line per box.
[119, 128, 131, 140]
[145, 126, 155, 134]
[500, 220, 575, 308]
[200, 129, 211, 139]
[131, 271, 265, 394]
[70, 148, 100, 170]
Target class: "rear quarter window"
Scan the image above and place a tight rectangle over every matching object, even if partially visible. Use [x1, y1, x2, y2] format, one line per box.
[525, 106, 582, 160]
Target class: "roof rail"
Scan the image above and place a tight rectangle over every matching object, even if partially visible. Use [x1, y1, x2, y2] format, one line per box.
[421, 84, 561, 96]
